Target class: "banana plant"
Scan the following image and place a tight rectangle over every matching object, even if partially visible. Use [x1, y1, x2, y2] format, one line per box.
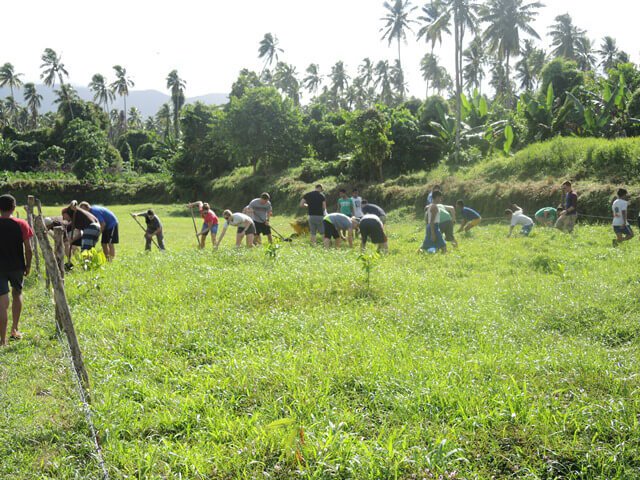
[566, 75, 639, 138]
[518, 83, 574, 141]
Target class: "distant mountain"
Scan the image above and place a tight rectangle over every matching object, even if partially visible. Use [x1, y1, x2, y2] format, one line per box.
[0, 84, 228, 118]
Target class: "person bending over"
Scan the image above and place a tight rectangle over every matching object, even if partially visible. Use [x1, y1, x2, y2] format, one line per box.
[216, 210, 256, 248]
[322, 212, 356, 248]
[245, 193, 273, 245]
[505, 205, 534, 237]
[187, 201, 219, 249]
[61, 201, 101, 253]
[455, 200, 481, 233]
[359, 214, 388, 253]
[79, 202, 119, 261]
[132, 209, 165, 250]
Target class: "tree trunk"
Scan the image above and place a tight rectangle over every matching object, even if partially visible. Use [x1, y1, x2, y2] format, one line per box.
[397, 38, 404, 100]
[123, 95, 128, 131]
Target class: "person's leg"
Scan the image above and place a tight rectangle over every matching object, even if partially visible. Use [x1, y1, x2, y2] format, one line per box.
[0, 293, 9, 346]
[245, 233, 254, 248]
[102, 242, 110, 259]
[145, 235, 152, 251]
[10, 289, 23, 338]
[199, 232, 207, 249]
[156, 233, 165, 250]
[309, 217, 317, 245]
[235, 232, 243, 247]
[335, 237, 342, 248]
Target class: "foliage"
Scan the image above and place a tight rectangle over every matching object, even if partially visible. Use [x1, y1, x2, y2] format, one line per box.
[38, 145, 65, 172]
[62, 118, 110, 180]
[225, 87, 305, 173]
[540, 57, 584, 102]
[344, 107, 392, 180]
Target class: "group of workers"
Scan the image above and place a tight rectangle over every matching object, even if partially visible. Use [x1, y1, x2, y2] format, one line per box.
[0, 180, 636, 345]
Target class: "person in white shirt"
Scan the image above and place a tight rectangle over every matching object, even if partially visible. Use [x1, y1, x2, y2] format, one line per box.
[505, 204, 534, 237]
[351, 189, 363, 218]
[215, 210, 256, 248]
[612, 188, 634, 246]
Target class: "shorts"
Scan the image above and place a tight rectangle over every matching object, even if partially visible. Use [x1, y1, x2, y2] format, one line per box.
[254, 222, 271, 236]
[421, 224, 446, 251]
[0, 270, 24, 296]
[440, 220, 456, 242]
[521, 224, 533, 236]
[613, 225, 633, 236]
[102, 224, 119, 244]
[359, 218, 386, 244]
[201, 223, 219, 235]
[323, 220, 340, 239]
[81, 223, 101, 251]
[555, 214, 576, 232]
[465, 218, 481, 228]
[71, 233, 82, 247]
[308, 215, 325, 236]
[238, 223, 256, 235]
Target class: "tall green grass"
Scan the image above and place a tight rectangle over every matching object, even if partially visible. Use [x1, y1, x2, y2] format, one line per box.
[1, 205, 639, 478]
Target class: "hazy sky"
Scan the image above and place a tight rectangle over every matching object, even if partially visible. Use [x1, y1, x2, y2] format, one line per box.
[3, 0, 638, 99]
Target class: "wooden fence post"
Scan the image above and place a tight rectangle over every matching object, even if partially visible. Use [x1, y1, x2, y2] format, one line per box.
[27, 196, 40, 277]
[34, 215, 91, 398]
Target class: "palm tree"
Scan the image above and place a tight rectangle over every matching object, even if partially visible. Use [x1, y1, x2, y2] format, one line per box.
[156, 103, 172, 140]
[303, 64, 322, 95]
[420, 53, 440, 96]
[463, 36, 486, 92]
[374, 60, 394, 105]
[417, 1, 451, 51]
[481, 0, 543, 103]
[548, 13, 586, 60]
[423, 0, 480, 162]
[40, 48, 73, 119]
[23, 83, 42, 128]
[89, 73, 115, 112]
[110, 65, 135, 131]
[53, 84, 79, 113]
[358, 58, 375, 88]
[575, 36, 596, 72]
[273, 63, 301, 105]
[166, 69, 186, 138]
[128, 107, 143, 129]
[380, 0, 417, 100]
[597, 36, 619, 72]
[390, 59, 407, 100]
[329, 61, 350, 97]
[258, 33, 284, 74]
[515, 40, 546, 91]
[0, 63, 24, 99]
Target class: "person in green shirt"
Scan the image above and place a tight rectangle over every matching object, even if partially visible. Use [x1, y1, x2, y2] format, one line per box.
[337, 189, 355, 216]
[535, 207, 558, 227]
[437, 203, 457, 247]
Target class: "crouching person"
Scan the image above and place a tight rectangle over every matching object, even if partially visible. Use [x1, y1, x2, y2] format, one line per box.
[358, 214, 388, 253]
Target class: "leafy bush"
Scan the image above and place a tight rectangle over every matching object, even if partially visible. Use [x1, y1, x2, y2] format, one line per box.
[38, 145, 65, 172]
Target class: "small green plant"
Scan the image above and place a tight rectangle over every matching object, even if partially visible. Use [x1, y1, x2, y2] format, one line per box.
[264, 240, 281, 260]
[358, 251, 380, 291]
[76, 248, 107, 271]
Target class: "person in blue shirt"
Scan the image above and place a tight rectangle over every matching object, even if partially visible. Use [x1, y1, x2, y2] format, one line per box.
[455, 200, 482, 233]
[79, 202, 119, 261]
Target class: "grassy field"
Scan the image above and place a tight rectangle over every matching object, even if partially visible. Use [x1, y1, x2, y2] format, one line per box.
[2, 204, 640, 479]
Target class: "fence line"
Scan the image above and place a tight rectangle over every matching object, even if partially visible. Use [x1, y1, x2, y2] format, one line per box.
[32, 200, 109, 480]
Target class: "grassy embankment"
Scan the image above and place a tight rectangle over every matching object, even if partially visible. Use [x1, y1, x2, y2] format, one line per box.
[4, 136, 640, 219]
[1, 204, 639, 478]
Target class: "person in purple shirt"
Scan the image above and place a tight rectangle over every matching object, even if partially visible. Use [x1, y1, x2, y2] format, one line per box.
[455, 200, 482, 233]
[555, 181, 578, 233]
[79, 202, 119, 261]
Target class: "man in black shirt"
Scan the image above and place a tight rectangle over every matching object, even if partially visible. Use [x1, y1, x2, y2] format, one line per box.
[132, 209, 165, 250]
[300, 184, 327, 245]
[0, 194, 33, 346]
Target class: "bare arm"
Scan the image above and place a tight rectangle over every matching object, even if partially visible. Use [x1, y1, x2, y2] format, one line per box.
[215, 224, 228, 247]
[23, 239, 33, 276]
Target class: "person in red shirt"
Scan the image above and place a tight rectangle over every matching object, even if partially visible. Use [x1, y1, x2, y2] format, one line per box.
[0, 194, 33, 346]
[187, 201, 219, 249]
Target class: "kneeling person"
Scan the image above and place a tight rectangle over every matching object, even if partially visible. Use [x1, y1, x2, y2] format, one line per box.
[216, 210, 256, 248]
[323, 213, 356, 248]
[359, 214, 388, 253]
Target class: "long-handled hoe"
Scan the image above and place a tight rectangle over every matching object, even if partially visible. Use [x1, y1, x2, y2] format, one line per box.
[130, 214, 161, 250]
[189, 206, 201, 248]
[269, 224, 293, 243]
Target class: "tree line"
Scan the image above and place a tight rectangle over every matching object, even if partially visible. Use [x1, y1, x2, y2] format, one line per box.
[1, 1, 640, 189]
